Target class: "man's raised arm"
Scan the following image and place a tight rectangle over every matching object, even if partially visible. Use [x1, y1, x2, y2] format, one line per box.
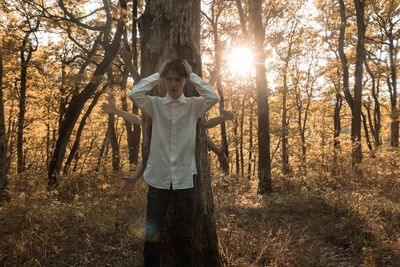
[128, 73, 160, 118]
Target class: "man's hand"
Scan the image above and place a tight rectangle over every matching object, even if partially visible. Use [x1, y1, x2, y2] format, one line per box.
[120, 48, 133, 65]
[221, 109, 236, 121]
[181, 59, 192, 75]
[119, 163, 141, 196]
[158, 61, 167, 75]
[102, 96, 118, 114]
[120, 177, 138, 196]
[216, 149, 229, 171]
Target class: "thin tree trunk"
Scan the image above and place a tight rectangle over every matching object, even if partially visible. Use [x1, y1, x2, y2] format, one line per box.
[63, 87, 106, 174]
[365, 60, 381, 147]
[95, 131, 108, 172]
[247, 101, 254, 179]
[276, 17, 298, 177]
[388, 37, 398, 147]
[240, 97, 245, 177]
[233, 117, 240, 175]
[212, 9, 229, 173]
[352, 0, 365, 164]
[0, 48, 8, 191]
[361, 111, 373, 151]
[333, 88, 342, 175]
[46, 122, 50, 170]
[131, 0, 141, 165]
[107, 111, 120, 171]
[17, 45, 34, 173]
[281, 62, 290, 175]
[249, 0, 272, 194]
[338, 0, 364, 167]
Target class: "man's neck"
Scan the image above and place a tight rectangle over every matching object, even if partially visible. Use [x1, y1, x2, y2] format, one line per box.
[168, 92, 183, 99]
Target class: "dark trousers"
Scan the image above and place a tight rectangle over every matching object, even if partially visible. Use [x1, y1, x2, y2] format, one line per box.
[143, 185, 195, 267]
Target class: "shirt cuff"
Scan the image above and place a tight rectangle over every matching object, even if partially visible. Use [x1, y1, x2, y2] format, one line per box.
[149, 72, 160, 81]
[190, 72, 202, 83]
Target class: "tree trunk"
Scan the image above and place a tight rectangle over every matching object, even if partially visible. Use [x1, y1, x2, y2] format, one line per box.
[333, 86, 342, 175]
[95, 131, 108, 172]
[0, 48, 8, 191]
[233, 117, 240, 175]
[361, 111, 373, 151]
[240, 97, 245, 177]
[132, 0, 141, 165]
[63, 87, 105, 174]
[247, 101, 254, 179]
[17, 44, 34, 174]
[120, 0, 142, 165]
[47, 19, 124, 188]
[338, 0, 364, 167]
[365, 60, 381, 147]
[211, 7, 229, 173]
[107, 111, 120, 171]
[281, 61, 290, 175]
[139, 1, 223, 266]
[352, 0, 365, 164]
[388, 37, 398, 147]
[249, 0, 272, 194]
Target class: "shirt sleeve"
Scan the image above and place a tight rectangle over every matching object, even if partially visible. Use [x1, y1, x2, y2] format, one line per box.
[128, 73, 160, 118]
[190, 73, 221, 118]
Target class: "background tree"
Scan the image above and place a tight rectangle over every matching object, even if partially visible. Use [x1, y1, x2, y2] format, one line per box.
[0, 47, 7, 191]
[338, 0, 366, 166]
[43, 0, 125, 187]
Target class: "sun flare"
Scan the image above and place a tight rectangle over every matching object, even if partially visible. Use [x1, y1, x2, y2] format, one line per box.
[227, 47, 254, 75]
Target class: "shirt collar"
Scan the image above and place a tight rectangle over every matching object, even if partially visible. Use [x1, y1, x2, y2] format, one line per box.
[164, 92, 187, 104]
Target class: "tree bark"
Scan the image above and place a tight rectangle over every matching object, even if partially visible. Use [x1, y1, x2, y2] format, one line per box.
[17, 34, 35, 173]
[139, 1, 223, 266]
[352, 0, 365, 164]
[107, 110, 120, 171]
[240, 97, 245, 177]
[247, 100, 254, 179]
[233, 116, 240, 175]
[132, 0, 141, 165]
[338, 0, 364, 167]
[95, 131, 108, 172]
[388, 34, 398, 147]
[333, 84, 342, 175]
[361, 111, 373, 151]
[365, 60, 381, 147]
[63, 87, 106, 174]
[249, 0, 272, 194]
[0, 48, 8, 191]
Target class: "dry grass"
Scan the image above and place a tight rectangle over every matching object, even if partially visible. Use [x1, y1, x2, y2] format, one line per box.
[1, 149, 399, 266]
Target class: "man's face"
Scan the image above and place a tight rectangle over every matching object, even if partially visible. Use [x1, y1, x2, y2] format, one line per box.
[164, 70, 186, 99]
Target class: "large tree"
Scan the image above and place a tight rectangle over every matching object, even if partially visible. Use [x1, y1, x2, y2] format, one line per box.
[139, 0, 223, 266]
[370, 0, 400, 147]
[338, 0, 366, 166]
[47, 0, 125, 187]
[248, 0, 276, 193]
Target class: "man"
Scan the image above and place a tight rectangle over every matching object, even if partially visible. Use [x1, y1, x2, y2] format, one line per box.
[101, 96, 235, 194]
[128, 59, 220, 267]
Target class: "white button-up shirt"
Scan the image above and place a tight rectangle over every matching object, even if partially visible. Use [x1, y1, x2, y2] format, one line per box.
[128, 72, 220, 189]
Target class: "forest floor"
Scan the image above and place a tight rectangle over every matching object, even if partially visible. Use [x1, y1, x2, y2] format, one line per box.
[1, 157, 399, 266]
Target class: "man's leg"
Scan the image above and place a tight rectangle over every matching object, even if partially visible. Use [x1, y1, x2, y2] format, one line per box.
[173, 186, 195, 267]
[143, 186, 170, 267]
